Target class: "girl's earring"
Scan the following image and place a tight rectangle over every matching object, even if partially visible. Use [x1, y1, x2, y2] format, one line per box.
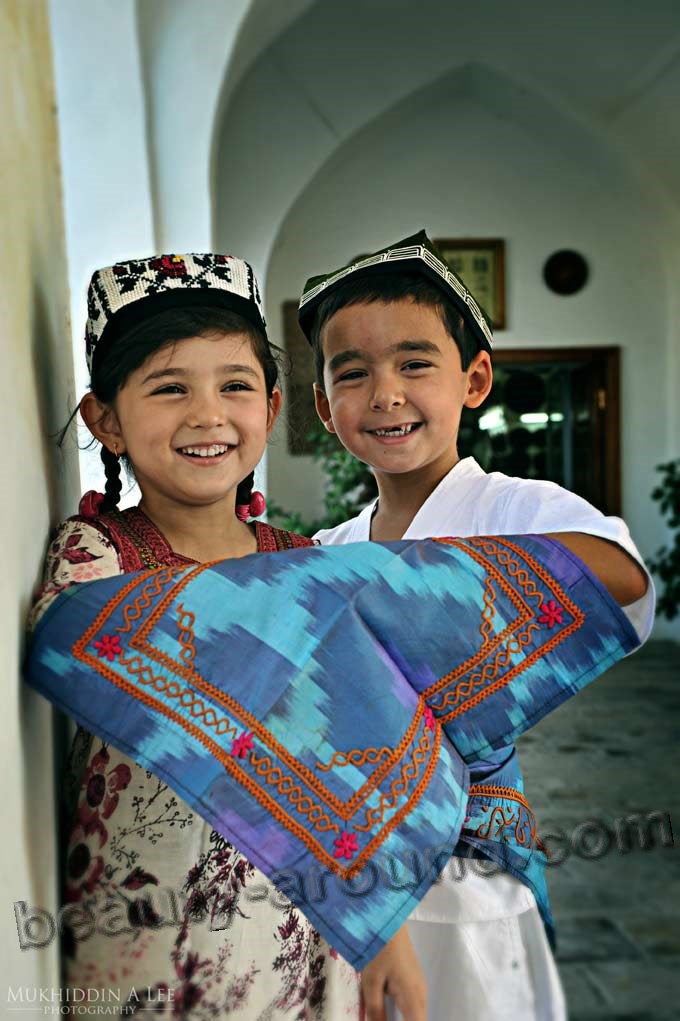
[113, 443, 119, 458]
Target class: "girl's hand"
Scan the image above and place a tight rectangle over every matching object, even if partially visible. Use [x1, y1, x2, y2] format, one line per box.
[361, 924, 427, 1021]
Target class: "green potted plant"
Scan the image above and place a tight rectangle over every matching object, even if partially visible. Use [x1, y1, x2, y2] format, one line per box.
[267, 419, 376, 537]
[649, 458, 680, 619]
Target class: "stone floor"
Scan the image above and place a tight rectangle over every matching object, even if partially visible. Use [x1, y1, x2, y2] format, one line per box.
[515, 640, 680, 1020]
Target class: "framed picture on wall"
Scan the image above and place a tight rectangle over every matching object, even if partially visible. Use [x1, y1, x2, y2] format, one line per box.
[434, 238, 506, 329]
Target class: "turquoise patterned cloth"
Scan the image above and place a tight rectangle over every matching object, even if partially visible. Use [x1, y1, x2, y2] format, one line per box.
[26, 535, 639, 968]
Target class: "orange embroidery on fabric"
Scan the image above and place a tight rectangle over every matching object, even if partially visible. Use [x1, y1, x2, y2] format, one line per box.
[430, 624, 541, 713]
[467, 783, 545, 852]
[476, 804, 516, 842]
[249, 751, 340, 833]
[76, 570, 158, 649]
[316, 747, 393, 771]
[422, 539, 533, 700]
[118, 652, 237, 739]
[176, 603, 196, 668]
[123, 564, 428, 818]
[438, 618, 582, 724]
[429, 537, 585, 722]
[136, 618, 424, 818]
[73, 522, 428, 876]
[116, 568, 184, 634]
[74, 645, 354, 876]
[76, 624, 443, 877]
[469, 783, 531, 808]
[465, 538, 545, 602]
[480, 576, 497, 648]
[75, 576, 439, 862]
[343, 724, 444, 881]
[353, 729, 432, 832]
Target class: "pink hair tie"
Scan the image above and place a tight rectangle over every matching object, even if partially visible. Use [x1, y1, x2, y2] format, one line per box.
[79, 490, 105, 518]
[236, 490, 266, 522]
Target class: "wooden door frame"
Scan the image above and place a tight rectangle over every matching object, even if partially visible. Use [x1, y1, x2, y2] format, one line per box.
[490, 347, 621, 515]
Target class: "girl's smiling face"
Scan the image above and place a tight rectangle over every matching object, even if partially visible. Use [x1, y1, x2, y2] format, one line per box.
[86, 331, 281, 512]
[314, 299, 491, 484]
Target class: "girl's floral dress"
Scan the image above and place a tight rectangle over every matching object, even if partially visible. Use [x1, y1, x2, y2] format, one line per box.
[30, 507, 362, 1019]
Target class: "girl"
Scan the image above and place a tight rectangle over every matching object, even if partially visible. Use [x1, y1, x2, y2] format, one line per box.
[31, 253, 367, 1018]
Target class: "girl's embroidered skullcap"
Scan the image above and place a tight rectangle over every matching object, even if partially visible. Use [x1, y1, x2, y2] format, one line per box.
[297, 229, 493, 354]
[85, 253, 266, 375]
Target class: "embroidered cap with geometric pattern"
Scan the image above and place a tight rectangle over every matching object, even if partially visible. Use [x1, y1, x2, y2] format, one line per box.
[297, 229, 493, 354]
[85, 253, 266, 375]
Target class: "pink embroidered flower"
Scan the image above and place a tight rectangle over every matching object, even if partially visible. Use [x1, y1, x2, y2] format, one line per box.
[230, 732, 254, 759]
[64, 816, 108, 902]
[424, 706, 436, 731]
[81, 746, 132, 819]
[71, 563, 106, 582]
[334, 832, 359, 860]
[538, 600, 564, 627]
[93, 633, 122, 661]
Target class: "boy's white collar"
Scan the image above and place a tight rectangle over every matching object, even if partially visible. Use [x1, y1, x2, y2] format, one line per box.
[360, 457, 484, 540]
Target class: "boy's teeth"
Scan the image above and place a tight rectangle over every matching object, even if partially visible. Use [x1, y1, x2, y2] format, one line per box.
[181, 444, 229, 457]
[373, 424, 415, 437]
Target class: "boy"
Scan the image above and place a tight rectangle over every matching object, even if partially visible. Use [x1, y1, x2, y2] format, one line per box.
[297, 231, 653, 1021]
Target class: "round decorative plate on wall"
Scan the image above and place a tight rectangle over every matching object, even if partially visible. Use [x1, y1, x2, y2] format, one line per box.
[543, 249, 589, 295]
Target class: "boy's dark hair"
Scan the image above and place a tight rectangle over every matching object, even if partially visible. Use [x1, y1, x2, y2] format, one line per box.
[309, 272, 481, 388]
[90, 307, 279, 513]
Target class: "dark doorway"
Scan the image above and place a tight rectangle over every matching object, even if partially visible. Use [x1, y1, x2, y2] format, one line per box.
[459, 348, 621, 515]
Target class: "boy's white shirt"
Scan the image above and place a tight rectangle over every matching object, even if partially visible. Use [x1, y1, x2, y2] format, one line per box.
[314, 456, 655, 644]
[314, 456, 655, 927]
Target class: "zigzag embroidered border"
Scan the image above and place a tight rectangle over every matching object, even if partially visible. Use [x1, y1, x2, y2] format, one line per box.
[73, 565, 439, 878]
[429, 537, 584, 723]
[72, 537, 579, 876]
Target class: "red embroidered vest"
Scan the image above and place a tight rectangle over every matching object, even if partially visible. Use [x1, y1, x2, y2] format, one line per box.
[76, 506, 313, 572]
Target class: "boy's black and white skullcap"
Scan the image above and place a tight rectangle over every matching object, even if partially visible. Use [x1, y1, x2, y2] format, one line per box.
[298, 229, 493, 353]
[85, 253, 266, 375]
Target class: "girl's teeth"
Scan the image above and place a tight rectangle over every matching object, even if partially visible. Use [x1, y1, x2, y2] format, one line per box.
[181, 445, 229, 457]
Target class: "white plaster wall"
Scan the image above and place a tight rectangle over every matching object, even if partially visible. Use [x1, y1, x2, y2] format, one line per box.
[136, 0, 250, 251]
[215, 0, 680, 277]
[49, 0, 155, 503]
[264, 71, 679, 639]
[0, 0, 76, 995]
[136, 0, 314, 253]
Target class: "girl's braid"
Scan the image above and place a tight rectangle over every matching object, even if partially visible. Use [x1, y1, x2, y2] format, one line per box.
[100, 446, 122, 512]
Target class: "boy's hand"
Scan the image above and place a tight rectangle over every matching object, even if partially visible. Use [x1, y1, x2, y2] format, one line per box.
[361, 924, 427, 1021]
[545, 532, 648, 606]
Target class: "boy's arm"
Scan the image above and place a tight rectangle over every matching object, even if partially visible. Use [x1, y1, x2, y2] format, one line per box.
[544, 532, 648, 606]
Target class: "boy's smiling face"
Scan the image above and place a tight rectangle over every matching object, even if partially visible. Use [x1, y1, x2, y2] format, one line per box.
[314, 298, 492, 484]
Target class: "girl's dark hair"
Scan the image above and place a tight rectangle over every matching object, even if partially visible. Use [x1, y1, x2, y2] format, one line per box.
[309, 272, 480, 388]
[90, 307, 279, 513]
